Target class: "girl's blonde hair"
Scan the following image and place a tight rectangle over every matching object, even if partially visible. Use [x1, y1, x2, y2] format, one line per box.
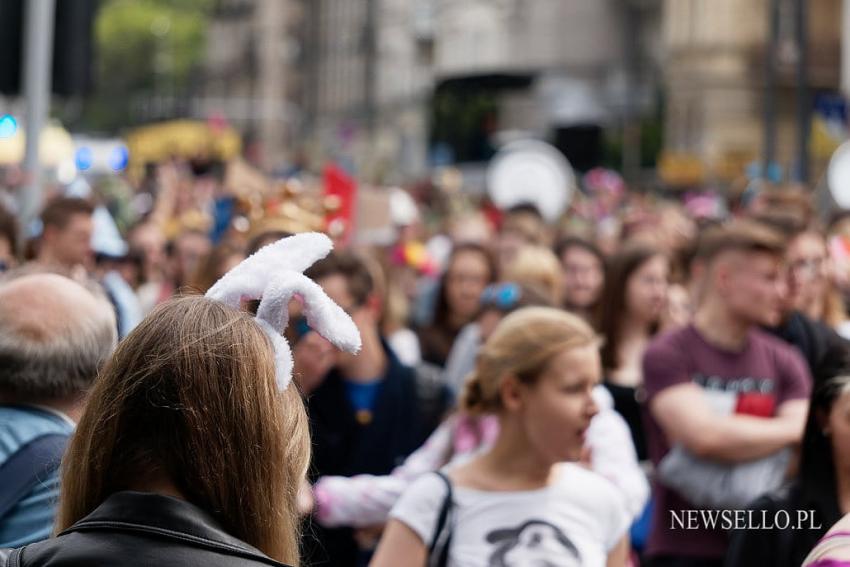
[461, 306, 598, 415]
[57, 296, 310, 565]
[501, 245, 564, 306]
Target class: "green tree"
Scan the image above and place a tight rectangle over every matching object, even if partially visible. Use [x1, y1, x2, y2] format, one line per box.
[76, 0, 214, 132]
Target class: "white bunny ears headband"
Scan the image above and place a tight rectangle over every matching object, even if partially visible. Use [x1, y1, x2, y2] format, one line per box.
[205, 232, 362, 390]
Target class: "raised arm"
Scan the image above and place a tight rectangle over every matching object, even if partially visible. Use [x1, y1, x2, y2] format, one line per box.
[314, 415, 457, 528]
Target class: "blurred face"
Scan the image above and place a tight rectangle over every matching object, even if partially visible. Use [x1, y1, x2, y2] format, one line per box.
[626, 255, 669, 324]
[511, 344, 601, 464]
[659, 207, 697, 253]
[130, 223, 166, 278]
[445, 250, 491, 323]
[497, 231, 526, 276]
[316, 273, 373, 370]
[718, 251, 787, 326]
[47, 213, 93, 268]
[220, 252, 245, 279]
[174, 232, 211, 284]
[560, 247, 604, 310]
[786, 233, 829, 311]
[663, 283, 692, 330]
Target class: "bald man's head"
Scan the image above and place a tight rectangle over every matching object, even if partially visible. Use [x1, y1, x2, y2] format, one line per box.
[0, 274, 117, 401]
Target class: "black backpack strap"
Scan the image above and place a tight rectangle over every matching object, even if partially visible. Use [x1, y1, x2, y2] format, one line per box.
[428, 471, 454, 567]
[0, 433, 69, 520]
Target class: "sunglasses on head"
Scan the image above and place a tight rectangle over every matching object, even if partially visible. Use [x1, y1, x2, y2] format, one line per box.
[480, 283, 522, 311]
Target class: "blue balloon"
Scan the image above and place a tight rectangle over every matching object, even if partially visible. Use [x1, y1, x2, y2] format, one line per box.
[0, 115, 17, 139]
[75, 147, 93, 171]
[109, 145, 129, 171]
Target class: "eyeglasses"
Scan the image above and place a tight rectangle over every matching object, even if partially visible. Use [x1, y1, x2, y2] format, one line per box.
[480, 283, 522, 311]
[789, 257, 825, 279]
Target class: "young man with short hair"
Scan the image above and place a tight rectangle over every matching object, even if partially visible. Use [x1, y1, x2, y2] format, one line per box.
[302, 250, 428, 566]
[36, 198, 94, 273]
[643, 220, 812, 567]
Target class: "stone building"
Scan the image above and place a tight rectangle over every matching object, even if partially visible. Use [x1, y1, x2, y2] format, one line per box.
[661, 0, 842, 183]
[203, 0, 304, 169]
[297, 0, 661, 182]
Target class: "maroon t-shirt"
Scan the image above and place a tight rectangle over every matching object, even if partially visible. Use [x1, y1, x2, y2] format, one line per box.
[642, 324, 812, 560]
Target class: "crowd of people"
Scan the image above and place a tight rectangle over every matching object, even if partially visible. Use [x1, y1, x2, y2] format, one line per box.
[2, 160, 850, 566]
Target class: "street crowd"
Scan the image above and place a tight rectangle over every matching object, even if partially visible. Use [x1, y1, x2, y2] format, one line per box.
[2, 161, 850, 566]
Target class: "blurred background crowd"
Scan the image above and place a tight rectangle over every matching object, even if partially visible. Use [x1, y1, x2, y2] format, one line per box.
[4, 1, 850, 566]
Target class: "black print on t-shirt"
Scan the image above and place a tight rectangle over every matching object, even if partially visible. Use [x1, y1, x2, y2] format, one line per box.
[692, 373, 775, 395]
[691, 373, 779, 417]
[485, 519, 581, 566]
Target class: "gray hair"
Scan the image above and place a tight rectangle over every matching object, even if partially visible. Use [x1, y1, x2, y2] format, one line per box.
[0, 273, 117, 400]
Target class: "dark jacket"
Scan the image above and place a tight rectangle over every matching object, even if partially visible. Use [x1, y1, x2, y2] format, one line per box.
[724, 483, 838, 567]
[767, 311, 850, 385]
[308, 342, 425, 480]
[305, 342, 425, 566]
[0, 491, 289, 567]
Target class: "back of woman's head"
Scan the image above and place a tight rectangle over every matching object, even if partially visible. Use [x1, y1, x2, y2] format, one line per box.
[501, 245, 563, 306]
[58, 295, 309, 565]
[461, 307, 597, 416]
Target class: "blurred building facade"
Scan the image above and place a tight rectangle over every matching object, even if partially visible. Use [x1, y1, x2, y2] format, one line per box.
[204, 0, 663, 181]
[290, 0, 661, 181]
[299, 0, 433, 182]
[662, 0, 842, 183]
[203, 0, 304, 170]
[200, 0, 848, 186]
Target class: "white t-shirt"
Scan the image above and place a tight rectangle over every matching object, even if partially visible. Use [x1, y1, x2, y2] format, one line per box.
[389, 463, 630, 567]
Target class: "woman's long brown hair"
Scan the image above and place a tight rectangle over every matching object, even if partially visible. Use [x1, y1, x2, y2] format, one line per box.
[596, 244, 665, 373]
[57, 296, 311, 565]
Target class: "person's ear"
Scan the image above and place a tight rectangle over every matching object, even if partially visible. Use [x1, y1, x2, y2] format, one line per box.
[713, 260, 732, 295]
[499, 374, 524, 412]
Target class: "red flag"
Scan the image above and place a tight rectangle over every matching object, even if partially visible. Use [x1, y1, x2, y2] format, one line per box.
[323, 163, 357, 246]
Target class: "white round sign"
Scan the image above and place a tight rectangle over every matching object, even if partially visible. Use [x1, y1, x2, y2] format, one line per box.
[486, 139, 574, 223]
[828, 140, 850, 209]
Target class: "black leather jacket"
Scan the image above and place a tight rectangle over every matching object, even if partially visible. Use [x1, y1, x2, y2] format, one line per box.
[0, 491, 291, 566]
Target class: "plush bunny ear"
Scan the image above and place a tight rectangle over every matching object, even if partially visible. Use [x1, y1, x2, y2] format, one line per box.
[255, 318, 295, 390]
[206, 232, 334, 309]
[205, 232, 361, 391]
[256, 273, 361, 354]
